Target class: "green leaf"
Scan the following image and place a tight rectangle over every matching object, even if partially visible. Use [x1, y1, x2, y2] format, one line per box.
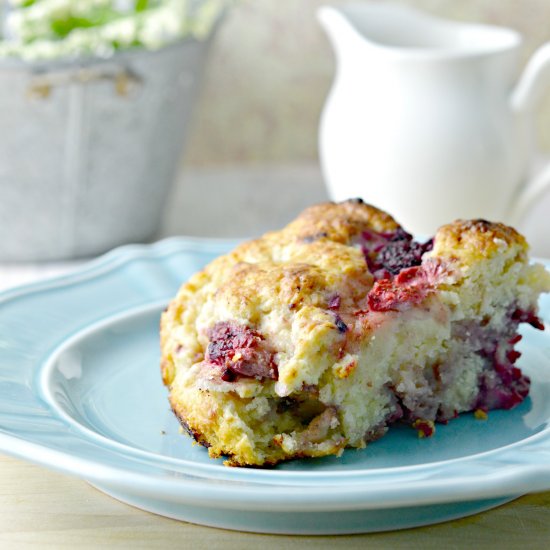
[135, 0, 150, 12]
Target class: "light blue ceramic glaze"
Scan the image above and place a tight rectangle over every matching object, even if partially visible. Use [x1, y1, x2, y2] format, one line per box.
[0, 236, 549, 534]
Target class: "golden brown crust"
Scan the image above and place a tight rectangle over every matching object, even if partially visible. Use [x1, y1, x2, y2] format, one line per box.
[160, 200, 390, 390]
[197, 199, 400, 269]
[284, 199, 400, 244]
[431, 219, 528, 265]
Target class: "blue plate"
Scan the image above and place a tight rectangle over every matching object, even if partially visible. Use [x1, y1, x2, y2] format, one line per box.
[0, 237, 549, 534]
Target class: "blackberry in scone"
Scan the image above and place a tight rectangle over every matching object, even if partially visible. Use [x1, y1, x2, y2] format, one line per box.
[160, 200, 550, 466]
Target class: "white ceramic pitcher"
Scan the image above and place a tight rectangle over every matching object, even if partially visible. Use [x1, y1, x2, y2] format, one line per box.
[318, 3, 550, 235]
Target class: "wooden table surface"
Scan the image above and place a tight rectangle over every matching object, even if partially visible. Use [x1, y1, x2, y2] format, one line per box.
[1, 166, 550, 548]
[0, 453, 550, 548]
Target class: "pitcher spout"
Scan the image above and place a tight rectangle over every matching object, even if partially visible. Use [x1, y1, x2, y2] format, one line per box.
[317, 6, 369, 63]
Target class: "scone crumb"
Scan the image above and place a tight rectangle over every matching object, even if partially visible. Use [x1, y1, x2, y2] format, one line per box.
[474, 408, 488, 420]
[413, 419, 435, 438]
[333, 354, 358, 379]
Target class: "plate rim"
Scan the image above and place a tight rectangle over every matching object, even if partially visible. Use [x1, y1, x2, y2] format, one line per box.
[0, 236, 549, 513]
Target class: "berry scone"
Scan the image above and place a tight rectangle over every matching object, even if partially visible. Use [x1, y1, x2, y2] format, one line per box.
[160, 200, 550, 466]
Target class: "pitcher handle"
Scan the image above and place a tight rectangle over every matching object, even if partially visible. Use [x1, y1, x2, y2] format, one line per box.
[509, 43, 550, 225]
[507, 159, 550, 225]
